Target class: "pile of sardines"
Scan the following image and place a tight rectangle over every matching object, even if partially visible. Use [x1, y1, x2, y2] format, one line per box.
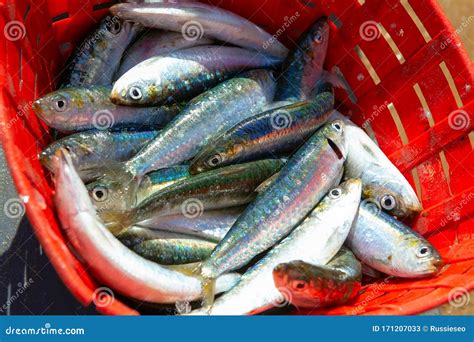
[35, 2, 443, 315]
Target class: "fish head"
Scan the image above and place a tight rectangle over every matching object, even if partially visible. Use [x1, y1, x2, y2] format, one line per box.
[40, 134, 96, 173]
[389, 235, 444, 278]
[111, 65, 158, 105]
[273, 261, 313, 297]
[190, 137, 243, 174]
[362, 174, 422, 218]
[32, 88, 81, 127]
[100, 15, 141, 45]
[301, 16, 329, 68]
[86, 176, 131, 214]
[321, 119, 348, 161]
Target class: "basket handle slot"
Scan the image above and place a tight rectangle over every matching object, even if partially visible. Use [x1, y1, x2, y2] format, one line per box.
[400, 0, 432, 43]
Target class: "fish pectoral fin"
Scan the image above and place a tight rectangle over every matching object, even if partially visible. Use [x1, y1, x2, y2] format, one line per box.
[167, 262, 202, 276]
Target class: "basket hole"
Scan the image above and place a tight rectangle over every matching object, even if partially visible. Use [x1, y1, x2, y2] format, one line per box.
[51, 12, 69, 23]
[93, 1, 118, 12]
[439, 61, 464, 108]
[469, 132, 474, 149]
[354, 45, 381, 85]
[378, 23, 405, 64]
[400, 0, 432, 43]
[23, 4, 30, 20]
[411, 168, 423, 204]
[358, 0, 365, 5]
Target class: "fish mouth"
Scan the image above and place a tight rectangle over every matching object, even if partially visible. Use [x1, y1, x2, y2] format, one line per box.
[327, 138, 345, 160]
[38, 151, 53, 170]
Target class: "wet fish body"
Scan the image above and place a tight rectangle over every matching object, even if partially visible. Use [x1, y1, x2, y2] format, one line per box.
[330, 112, 421, 218]
[346, 202, 443, 278]
[189, 179, 361, 315]
[32, 86, 183, 133]
[53, 151, 239, 303]
[117, 30, 214, 78]
[190, 93, 334, 174]
[40, 130, 159, 183]
[61, 16, 141, 87]
[124, 69, 277, 177]
[274, 17, 329, 102]
[102, 159, 284, 230]
[199, 119, 348, 283]
[111, 46, 281, 106]
[110, 2, 288, 58]
[132, 238, 216, 265]
[273, 247, 362, 309]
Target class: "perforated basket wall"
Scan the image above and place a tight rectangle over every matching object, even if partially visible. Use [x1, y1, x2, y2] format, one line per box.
[0, 0, 472, 315]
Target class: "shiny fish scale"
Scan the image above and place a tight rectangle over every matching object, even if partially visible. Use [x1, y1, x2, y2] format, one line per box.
[61, 16, 140, 87]
[32, 86, 183, 133]
[274, 17, 329, 102]
[112, 46, 281, 106]
[191, 93, 334, 174]
[40, 130, 158, 183]
[200, 121, 346, 279]
[125, 69, 276, 177]
[129, 159, 284, 226]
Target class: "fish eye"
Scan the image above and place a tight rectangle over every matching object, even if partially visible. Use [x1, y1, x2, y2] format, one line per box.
[207, 154, 223, 167]
[329, 188, 342, 199]
[92, 186, 108, 202]
[381, 194, 396, 210]
[108, 20, 122, 35]
[417, 246, 432, 258]
[129, 86, 143, 101]
[291, 280, 307, 291]
[314, 29, 323, 43]
[331, 121, 343, 134]
[53, 97, 67, 112]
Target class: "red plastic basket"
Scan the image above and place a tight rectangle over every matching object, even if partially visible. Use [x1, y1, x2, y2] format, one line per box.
[0, 0, 473, 315]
